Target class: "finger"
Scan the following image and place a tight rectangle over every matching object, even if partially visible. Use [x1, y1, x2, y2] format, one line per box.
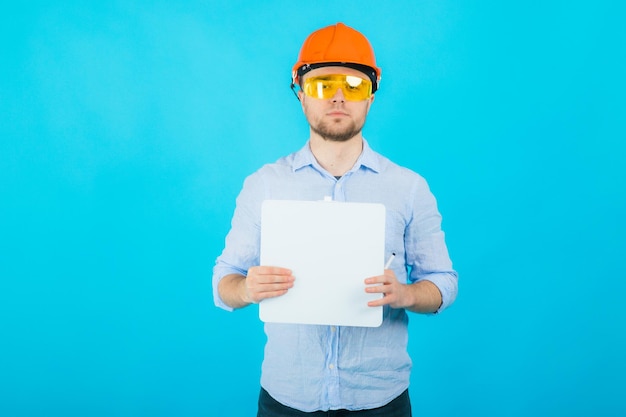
[365, 282, 388, 293]
[248, 268, 295, 283]
[258, 281, 295, 291]
[364, 275, 387, 285]
[250, 268, 294, 283]
[248, 280, 294, 297]
[367, 294, 392, 307]
[250, 282, 294, 302]
[257, 274, 295, 285]
[256, 289, 290, 301]
[254, 266, 293, 275]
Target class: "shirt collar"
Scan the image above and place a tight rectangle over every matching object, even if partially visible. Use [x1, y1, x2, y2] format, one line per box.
[292, 139, 381, 174]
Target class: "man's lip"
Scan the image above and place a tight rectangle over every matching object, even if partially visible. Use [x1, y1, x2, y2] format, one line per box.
[327, 111, 348, 116]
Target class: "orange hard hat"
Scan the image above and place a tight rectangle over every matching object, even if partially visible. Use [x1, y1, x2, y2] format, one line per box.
[291, 22, 382, 93]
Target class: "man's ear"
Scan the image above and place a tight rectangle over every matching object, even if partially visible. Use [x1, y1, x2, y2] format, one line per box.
[298, 90, 305, 107]
[366, 94, 375, 112]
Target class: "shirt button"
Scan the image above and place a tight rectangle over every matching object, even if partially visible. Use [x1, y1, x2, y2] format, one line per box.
[330, 326, 336, 332]
[329, 364, 335, 370]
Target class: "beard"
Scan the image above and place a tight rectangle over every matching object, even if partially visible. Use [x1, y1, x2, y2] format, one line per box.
[307, 115, 365, 142]
[310, 120, 362, 142]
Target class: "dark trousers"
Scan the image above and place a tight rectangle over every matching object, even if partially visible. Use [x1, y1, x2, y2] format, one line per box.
[257, 388, 412, 417]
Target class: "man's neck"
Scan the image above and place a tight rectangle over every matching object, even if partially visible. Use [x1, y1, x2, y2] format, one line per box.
[309, 133, 364, 177]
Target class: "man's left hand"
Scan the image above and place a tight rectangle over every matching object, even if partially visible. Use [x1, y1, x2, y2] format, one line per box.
[364, 270, 412, 309]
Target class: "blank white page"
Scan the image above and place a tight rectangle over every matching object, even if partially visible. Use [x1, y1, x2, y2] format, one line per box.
[259, 199, 384, 327]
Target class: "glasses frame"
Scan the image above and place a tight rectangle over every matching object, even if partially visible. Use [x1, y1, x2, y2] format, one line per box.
[300, 74, 373, 102]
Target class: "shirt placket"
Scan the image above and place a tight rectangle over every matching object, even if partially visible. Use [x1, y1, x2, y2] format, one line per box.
[324, 170, 352, 407]
[324, 325, 340, 407]
[332, 173, 350, 202]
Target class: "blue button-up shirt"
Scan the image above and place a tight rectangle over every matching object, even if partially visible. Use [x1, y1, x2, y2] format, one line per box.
[213, 140, 458, 412]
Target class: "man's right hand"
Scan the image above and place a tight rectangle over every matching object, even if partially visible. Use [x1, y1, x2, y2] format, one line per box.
[242, 266, 295, 305]
[217, 267, 295, 309]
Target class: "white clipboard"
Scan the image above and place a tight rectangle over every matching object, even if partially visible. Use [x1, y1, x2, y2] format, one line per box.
[259, 199, 385, 327]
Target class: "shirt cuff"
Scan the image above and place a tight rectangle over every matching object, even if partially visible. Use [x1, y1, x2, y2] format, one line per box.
[419, 271, 458, 314]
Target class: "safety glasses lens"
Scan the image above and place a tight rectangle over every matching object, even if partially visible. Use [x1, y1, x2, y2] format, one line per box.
[303, 75, 372, 101]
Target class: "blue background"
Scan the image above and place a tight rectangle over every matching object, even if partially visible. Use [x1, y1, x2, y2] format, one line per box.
[1, 1, 624, 416]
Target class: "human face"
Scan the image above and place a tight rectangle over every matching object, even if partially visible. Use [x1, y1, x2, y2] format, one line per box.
[298, 66, 375, 143]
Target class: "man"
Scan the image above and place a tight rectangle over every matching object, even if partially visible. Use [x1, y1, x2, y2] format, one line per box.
[213, 22, 458, 416]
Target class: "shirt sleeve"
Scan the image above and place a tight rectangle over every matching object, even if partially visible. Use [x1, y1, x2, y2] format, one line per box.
[404, 175, 458, 313]
[212, 172, 266, 311]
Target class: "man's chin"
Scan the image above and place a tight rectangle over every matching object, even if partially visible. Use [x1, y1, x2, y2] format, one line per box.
[313, 126, 362, 142]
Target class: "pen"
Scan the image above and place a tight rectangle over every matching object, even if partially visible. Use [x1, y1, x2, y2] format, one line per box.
[384, 253, 396, 269]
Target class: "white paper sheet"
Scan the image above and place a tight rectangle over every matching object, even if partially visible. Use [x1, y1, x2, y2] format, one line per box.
[259, 199, 385, 327]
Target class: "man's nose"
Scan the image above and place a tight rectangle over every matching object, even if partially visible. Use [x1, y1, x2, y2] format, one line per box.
[331, 87, 346, 102]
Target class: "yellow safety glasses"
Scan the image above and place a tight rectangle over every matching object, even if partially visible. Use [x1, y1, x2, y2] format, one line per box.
[302, 74, 373, 101]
